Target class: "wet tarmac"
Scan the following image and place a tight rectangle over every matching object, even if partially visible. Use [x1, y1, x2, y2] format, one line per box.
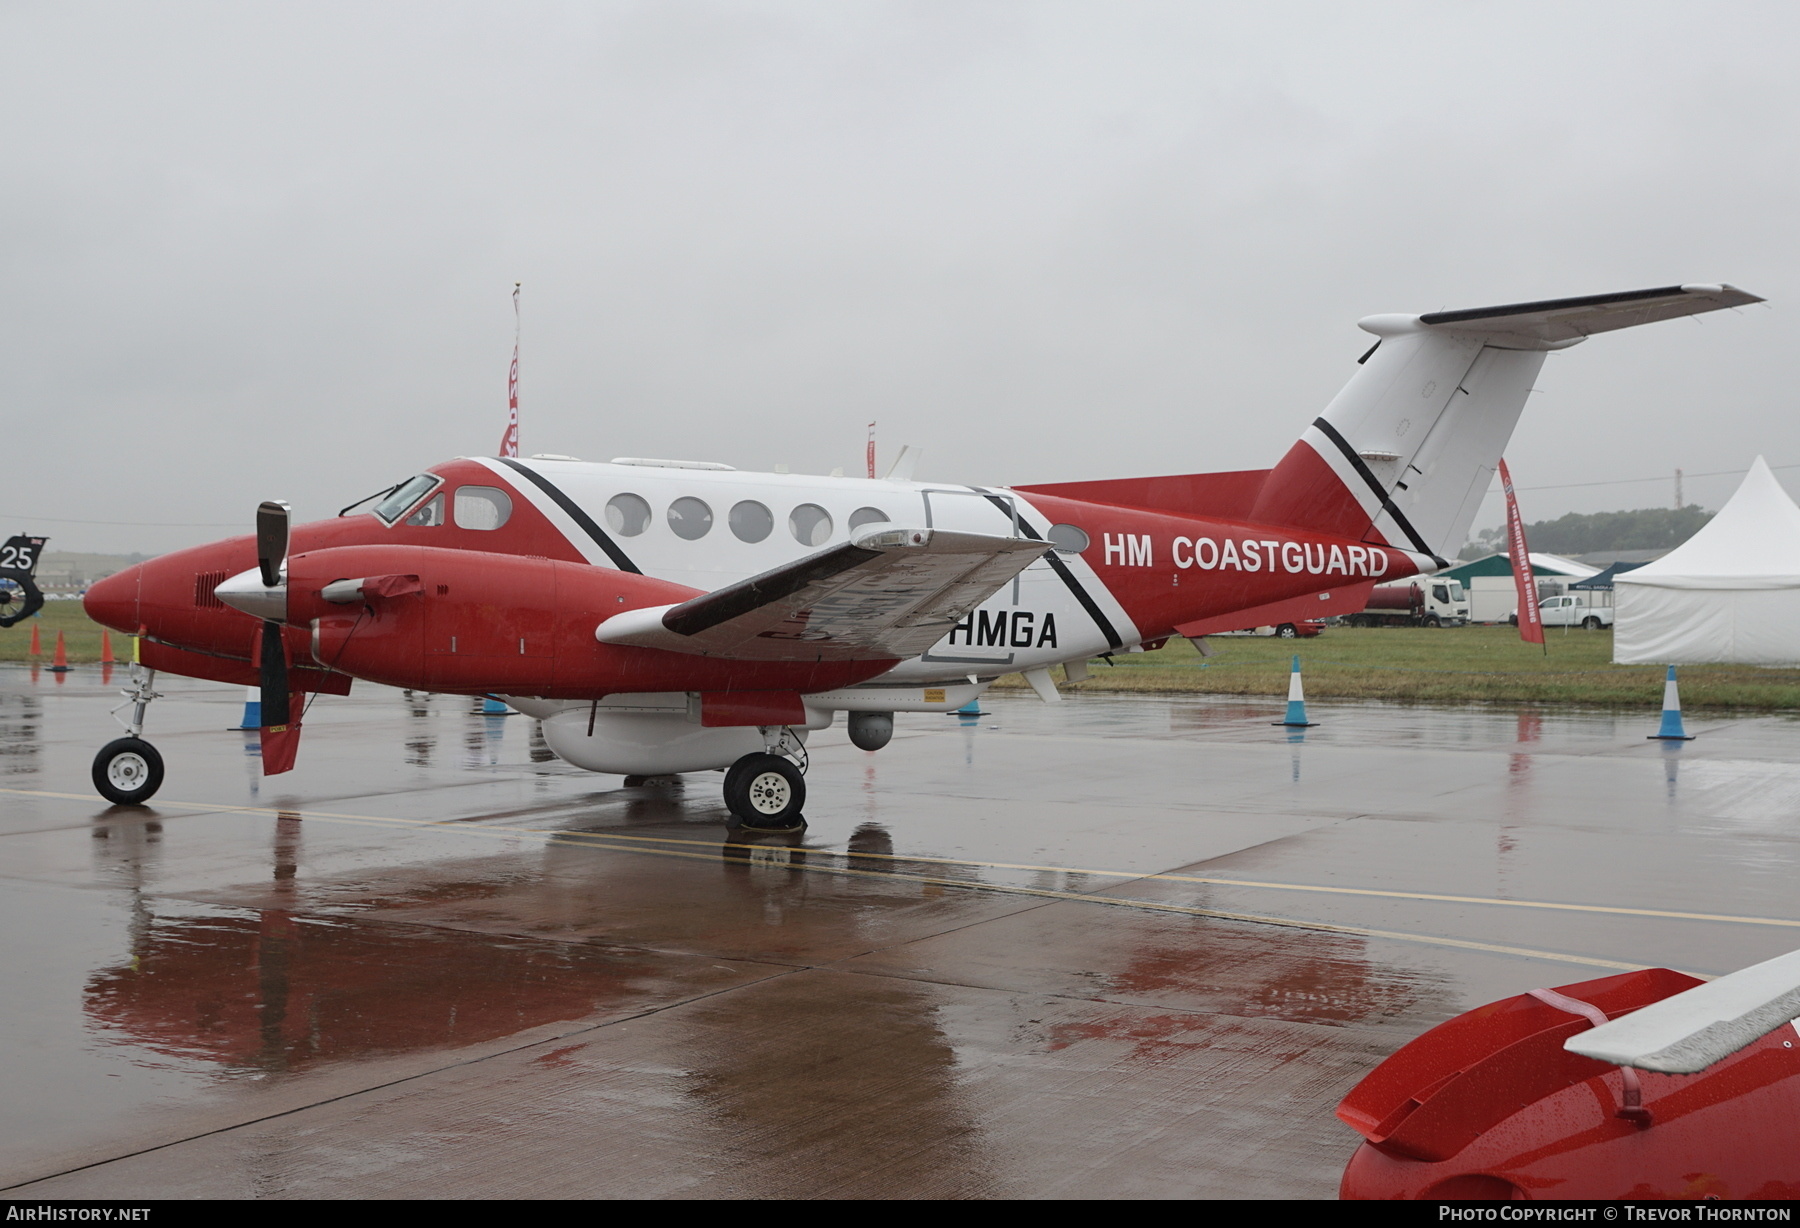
[1, 663, 1796, 1198]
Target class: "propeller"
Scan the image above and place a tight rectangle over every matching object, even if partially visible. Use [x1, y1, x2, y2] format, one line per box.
[256, 500, 289, 591]
[251, 501, 301, 774]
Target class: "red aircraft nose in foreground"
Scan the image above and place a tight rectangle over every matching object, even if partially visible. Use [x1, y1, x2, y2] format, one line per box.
[84, 284, 1759, 825]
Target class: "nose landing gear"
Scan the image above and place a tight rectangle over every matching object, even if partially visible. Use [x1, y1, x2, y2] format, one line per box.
[93, 667, 165, 805]
[93, 739, 163, 805]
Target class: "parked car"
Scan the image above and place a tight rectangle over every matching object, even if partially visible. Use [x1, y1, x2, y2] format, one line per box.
[1507, 594, 1614, 629]
[1215, 620, 1325, 639]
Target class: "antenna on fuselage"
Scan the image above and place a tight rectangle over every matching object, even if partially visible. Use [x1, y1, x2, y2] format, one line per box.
[885, 445, 921, 482]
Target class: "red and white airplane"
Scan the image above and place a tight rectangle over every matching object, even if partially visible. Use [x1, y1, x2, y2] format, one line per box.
[82, 284, 1760, 825]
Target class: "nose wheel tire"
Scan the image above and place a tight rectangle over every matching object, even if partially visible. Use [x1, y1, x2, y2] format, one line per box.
[93, 737, 164, 805]
[724, 753, 806, 830]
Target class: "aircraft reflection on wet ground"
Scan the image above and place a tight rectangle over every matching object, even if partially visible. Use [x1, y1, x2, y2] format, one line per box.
[2, 663, 1798, 1198]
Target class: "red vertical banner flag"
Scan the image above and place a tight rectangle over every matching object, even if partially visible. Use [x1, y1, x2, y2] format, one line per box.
[1499, 458, 1543, 645]
[866, 421, 877, 479]
[498, 282, 521, 459]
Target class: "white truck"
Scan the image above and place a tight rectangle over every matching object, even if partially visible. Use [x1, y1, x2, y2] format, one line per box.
[1515, 592, 1614, 629]
[1346, 579, 1469, 628]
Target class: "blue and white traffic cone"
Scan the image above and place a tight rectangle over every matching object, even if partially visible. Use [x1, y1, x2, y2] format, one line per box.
[1272, 655, 1317, 727]
[482, 695, 512, 715]
[1647, 666, 1695, 740]
[233, 685, 261, 731]
[952, 698, 985, 717]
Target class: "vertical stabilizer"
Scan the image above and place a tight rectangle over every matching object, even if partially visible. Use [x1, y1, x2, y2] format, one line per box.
[1249, 284, 1761, 564]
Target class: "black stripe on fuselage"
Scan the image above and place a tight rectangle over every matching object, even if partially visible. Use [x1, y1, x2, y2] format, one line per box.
[495, 457, 642, 574]
[1308, 418, 1447, 567]
[973, 489, 1123, 651]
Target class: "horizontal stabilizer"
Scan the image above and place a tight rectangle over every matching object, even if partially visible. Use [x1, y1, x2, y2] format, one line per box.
[596, 528, 1049, 662]
[1564, 947, 1800, 1073]
[1416, 284, 1763, 346]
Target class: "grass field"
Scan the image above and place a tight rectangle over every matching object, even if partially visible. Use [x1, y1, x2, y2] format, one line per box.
[993, 625, 1800, 711]
[0, 600, 127, 665]
[7, 603, 1797, 711]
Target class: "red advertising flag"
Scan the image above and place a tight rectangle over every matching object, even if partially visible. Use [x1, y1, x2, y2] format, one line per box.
[1499, 458, 1544, 646]
[866, 421, 876, 479]
[498, 283, 521, 459]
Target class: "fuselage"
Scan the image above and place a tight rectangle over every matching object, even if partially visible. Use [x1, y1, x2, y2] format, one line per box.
[83, 453, 1430, 702]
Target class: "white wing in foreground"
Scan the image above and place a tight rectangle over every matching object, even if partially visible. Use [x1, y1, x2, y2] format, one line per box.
[1565, 947, 1800, 1074]
[595, 528, 1049, 662]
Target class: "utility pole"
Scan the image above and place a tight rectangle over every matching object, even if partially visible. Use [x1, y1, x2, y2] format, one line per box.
[1674, 468, 1684, 510]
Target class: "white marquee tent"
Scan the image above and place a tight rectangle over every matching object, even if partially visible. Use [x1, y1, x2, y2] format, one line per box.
[1614, 457, 1800, 665]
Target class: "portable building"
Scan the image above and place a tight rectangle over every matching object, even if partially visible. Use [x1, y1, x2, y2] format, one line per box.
[1439, 553, 1599, 623]
[1613, 457, 1800, 665]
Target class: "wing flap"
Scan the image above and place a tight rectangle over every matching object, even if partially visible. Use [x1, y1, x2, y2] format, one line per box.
[597, 528, 1050, 662]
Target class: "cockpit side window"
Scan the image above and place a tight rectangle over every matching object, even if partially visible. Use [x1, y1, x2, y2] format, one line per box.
[374, 474, 443, 525]
[404, 492, 446, 527]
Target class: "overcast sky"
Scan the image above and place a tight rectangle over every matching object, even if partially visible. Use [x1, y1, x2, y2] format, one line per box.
[3, 1, 1796, 555]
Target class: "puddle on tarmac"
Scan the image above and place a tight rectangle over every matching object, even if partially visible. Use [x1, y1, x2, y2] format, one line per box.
[83, 902, 689, 1076]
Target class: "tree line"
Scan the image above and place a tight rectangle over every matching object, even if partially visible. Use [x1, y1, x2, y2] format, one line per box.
[1462, 505, 1713, 560]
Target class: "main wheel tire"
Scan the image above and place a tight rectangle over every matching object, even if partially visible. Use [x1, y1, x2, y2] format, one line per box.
[724, 753, 806, 829]
[1275, 624, 1297, 639]
[1582, 616, 1602, 630]
[93, 737, 164, 805]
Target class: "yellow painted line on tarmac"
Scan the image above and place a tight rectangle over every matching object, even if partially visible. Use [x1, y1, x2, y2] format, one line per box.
[8, 786, 1799, 931]
[0, 787, 1657, 973]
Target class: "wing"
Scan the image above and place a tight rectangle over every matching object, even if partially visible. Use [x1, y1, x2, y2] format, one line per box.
[1564, 947, 1800, 1074]
[594, 528, 1051, 662]
[1418, 283, 1762, 345]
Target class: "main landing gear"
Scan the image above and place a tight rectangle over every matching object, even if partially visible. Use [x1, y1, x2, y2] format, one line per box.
[723, 728, 808, 830]
[93, 667, 165, 805]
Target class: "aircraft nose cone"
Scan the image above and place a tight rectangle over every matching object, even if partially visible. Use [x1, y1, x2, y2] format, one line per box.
[83, 567, 142, 634]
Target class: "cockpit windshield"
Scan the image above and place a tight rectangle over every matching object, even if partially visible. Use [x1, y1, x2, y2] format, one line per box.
[372, 474, 442, 525]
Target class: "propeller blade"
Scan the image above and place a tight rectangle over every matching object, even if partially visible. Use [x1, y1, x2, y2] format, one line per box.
[258, 619, 301, 775]
[256, 501, 290, 589]
[259, 620, 291, 728]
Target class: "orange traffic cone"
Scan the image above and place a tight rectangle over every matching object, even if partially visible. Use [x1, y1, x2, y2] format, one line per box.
[49, 629, 71, 673]
[28, 621, 41, 656]
[100, 631, 116, 664]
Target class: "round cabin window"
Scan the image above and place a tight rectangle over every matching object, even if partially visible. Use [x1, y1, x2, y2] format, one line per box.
[848, 506, 890, 535]
[605, 493, 651, 537]
[668, 496, 714, 540]
[1047, 524, 1090, 554]
[789, 503, 833, 547]
[729, 500, 774, 543]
